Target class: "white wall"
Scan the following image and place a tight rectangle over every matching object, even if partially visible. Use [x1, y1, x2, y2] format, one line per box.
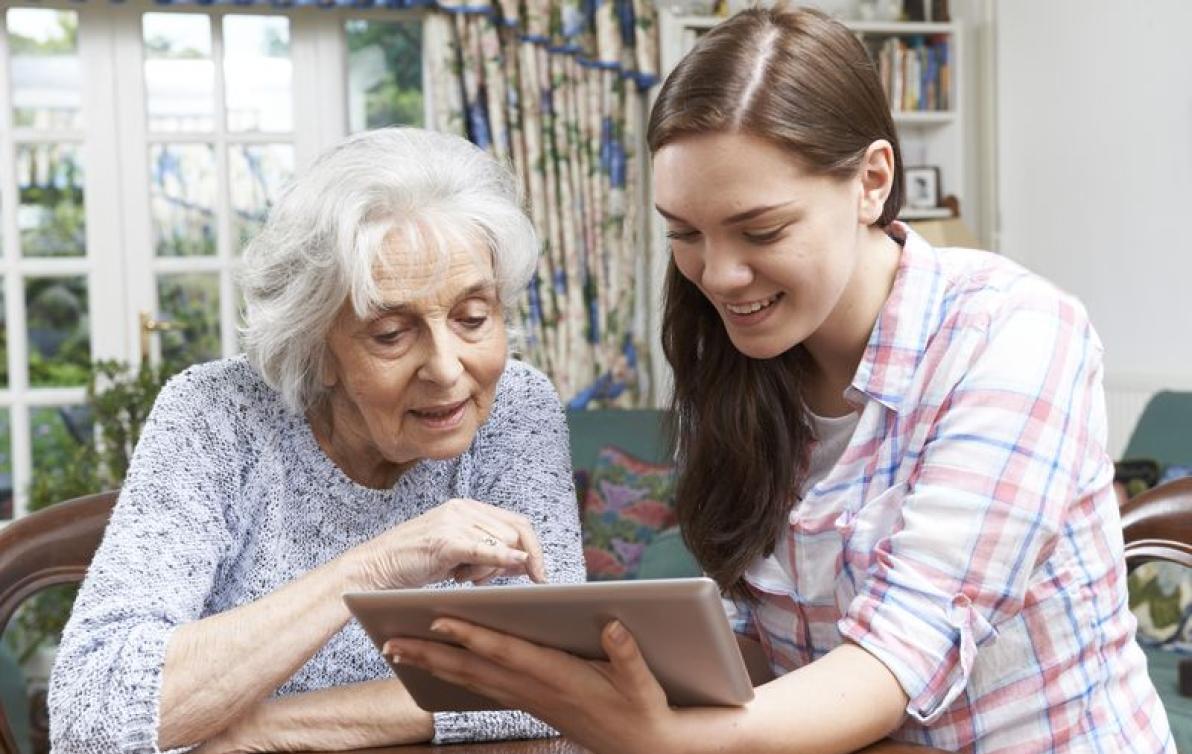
[995, 0, 1192, 456]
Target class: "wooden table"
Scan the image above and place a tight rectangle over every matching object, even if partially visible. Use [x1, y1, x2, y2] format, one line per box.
[332, 737, 947, 753]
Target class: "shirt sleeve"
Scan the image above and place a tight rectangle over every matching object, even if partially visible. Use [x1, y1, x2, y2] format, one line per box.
[48, 370, 238, 754]
[837, 288, 1112, 724]
[433, 361, 585, 743]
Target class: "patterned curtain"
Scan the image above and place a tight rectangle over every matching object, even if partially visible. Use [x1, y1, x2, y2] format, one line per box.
[426, 0, 658, 409]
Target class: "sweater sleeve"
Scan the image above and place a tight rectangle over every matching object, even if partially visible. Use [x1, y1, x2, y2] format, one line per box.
[432, 360, 585, 744]
[48, 368, 239, 754]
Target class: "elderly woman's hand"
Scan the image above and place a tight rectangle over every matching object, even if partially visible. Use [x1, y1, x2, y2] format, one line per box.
[348, 498, 548, 590]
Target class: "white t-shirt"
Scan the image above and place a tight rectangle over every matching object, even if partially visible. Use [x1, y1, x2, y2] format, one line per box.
[745, 409, 860, 587]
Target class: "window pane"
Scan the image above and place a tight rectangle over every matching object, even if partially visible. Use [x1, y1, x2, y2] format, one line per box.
[17, 143, 86, 258]
[229, 143, 292, 249]
[223, 15, 292, 133]
[7, 8, 82, 129]
[26, 276, 90, 387]
[158, 273, 220, 368]
[0, 410, 10, 521]
[31, 404, 92, 481]
[346, 19, 424, 132]
[150, 143, 217, 257]
[143, 13, 214, 132]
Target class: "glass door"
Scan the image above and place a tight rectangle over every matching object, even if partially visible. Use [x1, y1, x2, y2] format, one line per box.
[0, 3, 127, 521]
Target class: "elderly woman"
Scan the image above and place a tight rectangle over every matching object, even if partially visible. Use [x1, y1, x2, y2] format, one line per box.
[48, 128, 584, 752]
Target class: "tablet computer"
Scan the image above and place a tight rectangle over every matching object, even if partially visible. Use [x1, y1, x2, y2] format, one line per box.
[344, 577, 754, 712]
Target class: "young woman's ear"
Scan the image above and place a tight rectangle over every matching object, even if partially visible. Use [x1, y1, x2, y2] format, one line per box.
[858, 139, 895, 225]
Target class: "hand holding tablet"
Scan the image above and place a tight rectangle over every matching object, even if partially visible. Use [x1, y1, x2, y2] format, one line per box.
[345, 577, 755, 712]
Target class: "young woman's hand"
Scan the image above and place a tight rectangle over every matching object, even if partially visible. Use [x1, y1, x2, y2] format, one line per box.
[382, 619, 680, 754]
[347, 498, 547, 590]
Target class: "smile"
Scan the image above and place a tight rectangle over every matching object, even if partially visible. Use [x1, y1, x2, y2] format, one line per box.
[724, 292, 783, 315]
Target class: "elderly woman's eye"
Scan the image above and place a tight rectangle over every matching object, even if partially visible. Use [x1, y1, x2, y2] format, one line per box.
[373, 330, 405, 344]
[459, 316, 488, 329]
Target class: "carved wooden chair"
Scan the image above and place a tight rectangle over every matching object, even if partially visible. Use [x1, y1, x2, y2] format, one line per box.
[1121, 477, 1192, 572]
[0, 491, 118, 754]
[1120, 475, 1192, 719]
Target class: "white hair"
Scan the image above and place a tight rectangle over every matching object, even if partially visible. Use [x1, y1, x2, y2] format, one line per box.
[238, 128, 538, 414]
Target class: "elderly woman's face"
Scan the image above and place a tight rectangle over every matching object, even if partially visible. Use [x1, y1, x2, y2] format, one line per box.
[320, 236, 507, 476]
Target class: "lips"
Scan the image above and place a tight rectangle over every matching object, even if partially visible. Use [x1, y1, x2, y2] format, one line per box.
[724, 292, 783, 315]
[410, 400, 467, 419]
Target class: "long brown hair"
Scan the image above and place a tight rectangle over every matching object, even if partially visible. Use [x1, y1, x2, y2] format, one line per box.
[649, 6, 904, 599]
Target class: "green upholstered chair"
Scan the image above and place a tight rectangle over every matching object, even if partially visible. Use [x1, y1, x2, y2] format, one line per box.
[1122, 391, 1192, 470]
[565, 408, 674, 471]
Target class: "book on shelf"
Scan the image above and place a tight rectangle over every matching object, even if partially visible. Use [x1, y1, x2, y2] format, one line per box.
[868, 34, 950, 113]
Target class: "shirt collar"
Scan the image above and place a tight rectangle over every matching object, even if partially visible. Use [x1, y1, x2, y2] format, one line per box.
[848, 222, 948, 414]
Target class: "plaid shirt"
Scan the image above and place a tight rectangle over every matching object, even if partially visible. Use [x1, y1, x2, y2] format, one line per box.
[728, 224, 1173, 753]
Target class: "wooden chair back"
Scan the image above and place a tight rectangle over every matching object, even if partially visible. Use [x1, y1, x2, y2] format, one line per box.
[1120, 477, 1192, 572]
[0, 491, 118, 754]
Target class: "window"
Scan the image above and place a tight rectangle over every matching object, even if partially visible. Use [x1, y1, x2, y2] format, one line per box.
[0, 0, 427, 520]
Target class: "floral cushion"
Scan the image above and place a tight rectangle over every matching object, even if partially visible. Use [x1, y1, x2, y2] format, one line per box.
[581, 446, 678, 580]
[1130, 562, 1192, 649]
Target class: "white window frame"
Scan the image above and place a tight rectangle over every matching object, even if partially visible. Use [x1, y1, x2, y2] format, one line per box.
[0, 0, 430, 520]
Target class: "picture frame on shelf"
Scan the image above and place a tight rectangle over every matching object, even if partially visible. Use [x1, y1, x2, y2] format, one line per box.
[904, 165, 941, 210]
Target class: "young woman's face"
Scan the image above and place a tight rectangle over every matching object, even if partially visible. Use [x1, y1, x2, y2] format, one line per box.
[653, 131, 870, 360]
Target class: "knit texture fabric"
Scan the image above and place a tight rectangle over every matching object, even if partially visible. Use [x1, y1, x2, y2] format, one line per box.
[48, 356, 584, 752]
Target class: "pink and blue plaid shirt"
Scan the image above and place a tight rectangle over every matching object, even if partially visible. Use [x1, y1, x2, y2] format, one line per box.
[729, 224, 1173, 753]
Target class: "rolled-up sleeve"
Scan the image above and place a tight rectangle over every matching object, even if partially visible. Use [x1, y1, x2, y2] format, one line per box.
[48, 372, 236, 753]
[838, 289, 1109, 723]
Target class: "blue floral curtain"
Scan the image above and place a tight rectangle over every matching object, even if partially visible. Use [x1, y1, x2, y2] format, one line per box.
[427, 0, 658, 409]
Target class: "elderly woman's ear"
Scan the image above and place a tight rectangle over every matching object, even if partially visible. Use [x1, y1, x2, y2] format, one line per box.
[320, 349, 339, 390]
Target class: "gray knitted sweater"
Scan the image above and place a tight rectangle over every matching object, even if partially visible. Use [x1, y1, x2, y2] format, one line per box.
[48, 356, 584, 752]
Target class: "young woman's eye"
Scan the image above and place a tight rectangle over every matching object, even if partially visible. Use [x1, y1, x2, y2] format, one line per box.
[666, 229, 701, 243]
[744, 226, 787, 244]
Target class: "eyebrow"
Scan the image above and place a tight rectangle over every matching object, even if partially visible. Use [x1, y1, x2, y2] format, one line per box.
[655, 201, 799, 227]
[373, 281, 498, 317]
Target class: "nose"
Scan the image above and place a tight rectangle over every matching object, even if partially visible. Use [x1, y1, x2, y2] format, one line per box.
[699, 242, 753, 296]
[416, 325, 464, 386]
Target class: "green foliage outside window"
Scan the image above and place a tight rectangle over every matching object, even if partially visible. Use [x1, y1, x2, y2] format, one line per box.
[346, 19, 424, 129]
[26, 277, 90, 387]
[160, 274, 222, 366]
[18, 184, 85, 258]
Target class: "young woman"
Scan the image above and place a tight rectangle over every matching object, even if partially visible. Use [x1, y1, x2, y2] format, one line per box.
[384, 8, 1174, 753]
